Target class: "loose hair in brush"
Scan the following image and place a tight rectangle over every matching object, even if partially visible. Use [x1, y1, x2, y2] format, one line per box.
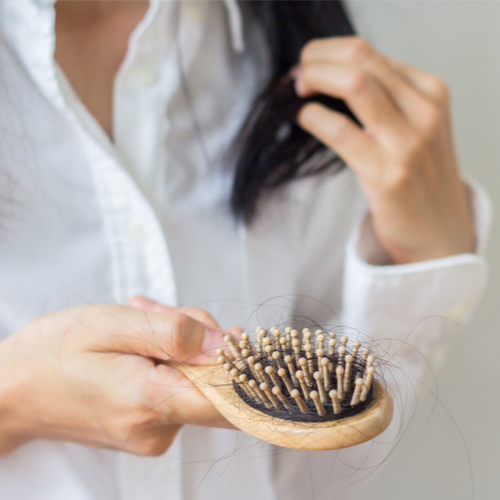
[231, 0, 357, 223]
[170, 325, 393, 450]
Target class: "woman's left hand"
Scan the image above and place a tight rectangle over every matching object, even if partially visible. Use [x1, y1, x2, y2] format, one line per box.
[296, 36, 475, 265]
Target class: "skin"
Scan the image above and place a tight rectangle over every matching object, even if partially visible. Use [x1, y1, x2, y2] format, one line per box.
[0, 2, 475, 456]
[54, 1, 150, 138]
[0, 300, 238, 457]
[295, 37, 475, 264]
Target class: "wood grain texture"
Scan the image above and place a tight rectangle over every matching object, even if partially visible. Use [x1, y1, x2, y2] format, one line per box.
[173, 362, 394, 450]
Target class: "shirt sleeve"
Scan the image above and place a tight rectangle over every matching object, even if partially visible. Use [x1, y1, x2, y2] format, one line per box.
[341, 177, 491, 388]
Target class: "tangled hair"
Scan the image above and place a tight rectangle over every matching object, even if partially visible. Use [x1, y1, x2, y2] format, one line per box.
[231, 0, 357, 223]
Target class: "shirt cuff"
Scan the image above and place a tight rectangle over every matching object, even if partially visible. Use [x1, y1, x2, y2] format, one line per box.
[342, 177, 490, 369]
[354, 177, 491, 266]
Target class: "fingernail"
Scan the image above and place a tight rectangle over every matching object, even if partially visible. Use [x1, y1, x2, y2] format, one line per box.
[128, 296, 158, 308]
[201, 328, 226, 355]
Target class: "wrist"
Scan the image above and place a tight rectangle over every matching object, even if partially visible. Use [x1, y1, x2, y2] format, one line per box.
[0, 337, 34, 454]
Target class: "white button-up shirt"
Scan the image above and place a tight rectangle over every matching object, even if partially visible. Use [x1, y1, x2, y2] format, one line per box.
[0, 1, 490, 499]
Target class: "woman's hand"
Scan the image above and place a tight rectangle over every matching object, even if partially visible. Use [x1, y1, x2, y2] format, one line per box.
[0, 301, 234, 457]
[296, 36, 475, 265]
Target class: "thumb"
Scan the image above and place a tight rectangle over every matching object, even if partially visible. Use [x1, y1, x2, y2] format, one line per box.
[84, 305, 226, 365]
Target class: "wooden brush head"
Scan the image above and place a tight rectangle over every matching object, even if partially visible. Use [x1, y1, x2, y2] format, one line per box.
[174, 327, 393, 450]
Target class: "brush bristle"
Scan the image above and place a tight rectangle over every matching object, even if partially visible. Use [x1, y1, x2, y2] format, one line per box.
[222, 328, 377, 422]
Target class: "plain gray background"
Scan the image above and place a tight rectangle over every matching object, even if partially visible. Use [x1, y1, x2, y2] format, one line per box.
[345, 2, 499, 499]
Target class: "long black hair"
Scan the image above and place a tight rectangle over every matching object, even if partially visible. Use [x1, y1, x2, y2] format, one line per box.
[231, 1, 356, 223]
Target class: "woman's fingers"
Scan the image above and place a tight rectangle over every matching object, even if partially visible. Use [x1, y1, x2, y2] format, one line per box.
[297, 102, 383, 181]
[299, 36, 448, 134]
[150, 363, 237, 430]
[3, 305, 235, 457]
[65, 305, 226, 364]
[387, 57, 451, 106]
[228, 325, 244, 337]
[297, 62, 413, 151]
[295, 36, 474, 264]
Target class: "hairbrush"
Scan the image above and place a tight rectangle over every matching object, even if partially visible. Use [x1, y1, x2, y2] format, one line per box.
[174, 327, 393, 450]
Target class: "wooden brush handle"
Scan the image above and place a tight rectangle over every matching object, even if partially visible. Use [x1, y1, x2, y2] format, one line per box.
[170, 361, 393, 451]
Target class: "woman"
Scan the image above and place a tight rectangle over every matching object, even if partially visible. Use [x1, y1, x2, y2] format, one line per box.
[0, 1, 489, 499]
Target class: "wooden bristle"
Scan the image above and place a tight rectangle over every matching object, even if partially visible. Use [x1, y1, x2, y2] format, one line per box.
[247, 355, 256, 374]
[254, 363, 265, 384]
[265, 365, 281, 388]
[315, 332, 325, 351]
[296, 370, 310, 400]
[272, 385, 294, 410]
[352, 341, 361, 360]
[298, 357, 313, 386]
[278, 367, 295, 395]
[321, 357, 331, 391]
[350, 378, 364, 406]
[261, 382, 280, 410]
[329, 390, 341, 414]
[337, 345, 346, 367]
[316, 347, 324, 363]
[224, 334, 241, 361]
[216, 348, 229, 364]
[365, 355, 375, 373]
[310, 391, 326, 416]
[279, 336, 288, 352]
[302, 329, 312, 353]
[271, 327, 281, 351]
[314, 371, 328, 404]
[344, 354, 354, 394]
[361, 366, 375, 402]
[291, 389, 309, 413]
[356, 348, 370, 379]
[336, 366, 345, 401]
[238, 373, 252, 398]
[360, 348, 370, 365]
[250, 379, 271, 409]
[256, 329, 265, 353]
[328, 338, 336, 356]
[272, 350, 283, 369]
[292, 338, 301, 360]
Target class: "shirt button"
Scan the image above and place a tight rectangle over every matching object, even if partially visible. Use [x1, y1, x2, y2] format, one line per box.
[126, 216, 148, 241]
[185, 4, 201, 22]
[447, 302, 469, 324]
[128, 65, 158, 87]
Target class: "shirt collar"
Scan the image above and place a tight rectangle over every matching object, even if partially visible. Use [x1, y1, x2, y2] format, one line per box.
[0, 0, 246, 113]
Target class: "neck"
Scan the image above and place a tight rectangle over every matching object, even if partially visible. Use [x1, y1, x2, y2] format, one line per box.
[54, 0, 150, 139]
[55, 1, 150, 29]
